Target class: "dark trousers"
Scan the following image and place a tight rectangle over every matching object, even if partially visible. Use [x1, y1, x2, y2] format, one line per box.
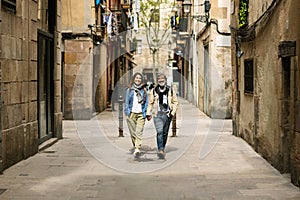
[153, 112, 172, 151]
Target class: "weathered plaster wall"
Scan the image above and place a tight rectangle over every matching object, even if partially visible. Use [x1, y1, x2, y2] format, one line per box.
[197, 38, 205, 111]
[238, 39, 255, 145]
[196, 0, 232, 119]
[238, 0, 286, 167]
[287, 0, 300, 186]
[235, 0, 300, 185]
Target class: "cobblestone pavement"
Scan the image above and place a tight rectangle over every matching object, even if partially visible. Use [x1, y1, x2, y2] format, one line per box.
[0, 99, 299, 199]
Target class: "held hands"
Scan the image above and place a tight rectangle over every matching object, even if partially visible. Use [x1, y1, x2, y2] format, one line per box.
[146, 115, 152, 121]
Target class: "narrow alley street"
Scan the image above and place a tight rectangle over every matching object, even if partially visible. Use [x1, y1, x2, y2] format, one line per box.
[0, 99, 299, 200]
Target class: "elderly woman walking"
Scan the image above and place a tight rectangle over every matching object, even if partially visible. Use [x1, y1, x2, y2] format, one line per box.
[124, 72, 148, 158]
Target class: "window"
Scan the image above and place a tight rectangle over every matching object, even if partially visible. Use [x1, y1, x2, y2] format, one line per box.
[238, 0, 248, 28]
[150, 9, 160, 23]
[38, 0, 41, 20]
[244, 59, 253, 94]
[136, 39, 142, 54]
[1, 0, 16, 12]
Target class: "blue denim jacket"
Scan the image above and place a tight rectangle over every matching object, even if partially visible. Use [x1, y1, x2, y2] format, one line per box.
[124, 87, 148, 118]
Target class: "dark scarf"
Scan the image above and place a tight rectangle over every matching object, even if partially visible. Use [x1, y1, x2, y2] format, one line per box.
[155, 85, 169, 109]
[133, 83, 144, 104]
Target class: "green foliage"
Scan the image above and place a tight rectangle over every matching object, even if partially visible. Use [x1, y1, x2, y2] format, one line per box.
[140, 0, 162, 27]
[139, 0, 176, 28]
[138, 0, 175, 81]
[238, 0, 248, 28]
[138, 0, 175, 51]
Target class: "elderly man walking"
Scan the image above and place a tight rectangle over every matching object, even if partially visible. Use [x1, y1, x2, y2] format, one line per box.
[146, 73, 178, 159]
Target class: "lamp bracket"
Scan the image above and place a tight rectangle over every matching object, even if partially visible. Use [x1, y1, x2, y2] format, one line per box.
[191, 15, 208, 23]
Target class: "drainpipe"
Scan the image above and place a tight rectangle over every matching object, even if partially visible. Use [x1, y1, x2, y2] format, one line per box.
[193, 8, 198, 107]
[0, 45, 2, 173]
[26, 0, 30, 152]
[0, 0, 3, 174]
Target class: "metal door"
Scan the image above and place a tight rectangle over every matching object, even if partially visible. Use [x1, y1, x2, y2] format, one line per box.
[38, 31, 54, 143]
[281, 57, 291, 172]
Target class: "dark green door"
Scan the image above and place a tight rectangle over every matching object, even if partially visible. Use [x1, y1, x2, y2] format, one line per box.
[38, 31, 54, 144]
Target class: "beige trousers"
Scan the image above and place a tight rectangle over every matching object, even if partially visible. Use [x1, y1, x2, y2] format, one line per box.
[126, 113, 145, 149]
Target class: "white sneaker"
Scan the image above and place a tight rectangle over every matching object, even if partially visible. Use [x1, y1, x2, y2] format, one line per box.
[133, 148, 140, 158]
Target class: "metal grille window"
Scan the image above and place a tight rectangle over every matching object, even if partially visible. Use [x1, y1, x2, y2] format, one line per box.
[1, 0, 16, 12]
[244, 59, 254, 94]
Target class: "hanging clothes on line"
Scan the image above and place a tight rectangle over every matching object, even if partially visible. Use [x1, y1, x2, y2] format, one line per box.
[103, 12, 110, 25]
[128, 10, 134, 29]
[133, 12, 139, 31]
[135, 0, 140, 13]
[112, 13, 119, 36]
[107, 13, 112, 36]
[107, 13, 119, 39]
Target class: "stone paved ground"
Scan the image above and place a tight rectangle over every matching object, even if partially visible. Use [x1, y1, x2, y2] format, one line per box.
[0, 99, 299, 200]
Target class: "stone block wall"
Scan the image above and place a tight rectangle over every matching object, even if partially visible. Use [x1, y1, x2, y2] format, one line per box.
[63, 39, 93, 119]
[0, 0, 39, 169]
[94, 44, 108, 113]
[0, 0, 62, 170]
[54, 0, 63, 138]
[290, 0, 300, 186]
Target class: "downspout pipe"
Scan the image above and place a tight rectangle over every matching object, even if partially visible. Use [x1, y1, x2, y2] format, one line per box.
[209, 19, 231, 36]
[0, 0, 2, 175]
[196, 18, 231, 40]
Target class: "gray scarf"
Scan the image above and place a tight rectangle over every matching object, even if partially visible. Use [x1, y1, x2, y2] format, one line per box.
[133, 84, 144, 104]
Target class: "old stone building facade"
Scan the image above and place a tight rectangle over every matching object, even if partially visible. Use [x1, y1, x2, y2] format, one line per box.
[193, 0, 232, 119]
[0, 0, 62, 172]
[231, 0, 300, 186]
[133, 0, 232, 120]
[62, 0, 135, 119]
[61, 0, 105, 120]
[132, 0, 175, 83]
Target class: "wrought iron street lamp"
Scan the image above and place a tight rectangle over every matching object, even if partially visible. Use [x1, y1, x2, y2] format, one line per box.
[182, 0, 211, 23]
[204, 0, 211, 13]
[87, 24, 102, 45]
[182, 0, 192, 14]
